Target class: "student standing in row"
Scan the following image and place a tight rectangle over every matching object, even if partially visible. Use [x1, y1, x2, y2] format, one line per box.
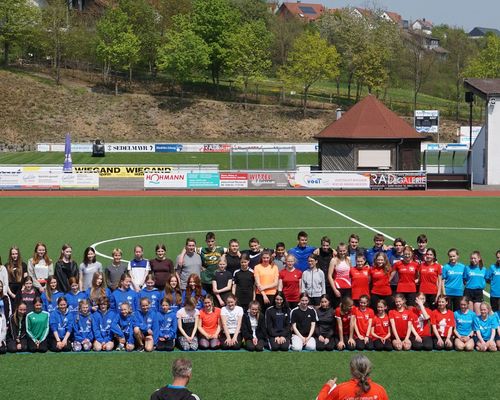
[54, 244, 79, 294]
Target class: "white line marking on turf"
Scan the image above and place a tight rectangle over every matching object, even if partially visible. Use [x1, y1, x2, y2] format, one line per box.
[306, 196, 396, 241]
[306, 197, 491, 299]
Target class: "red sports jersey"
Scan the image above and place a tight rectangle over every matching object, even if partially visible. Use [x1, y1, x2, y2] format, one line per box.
[410, 306, 434, 337]
[371, 314, 390, 339]
[350, 266, 370, 300]
[389, 308, 413, 338]
[418, 263, 442, 294]
[393, 261, 419, 293]
[369, 267, 392, 296]
[432, 309, 455, 337]
[279, 268, 302, 303]
[353, 307, 374, 338]
[335, 306, 355, 336]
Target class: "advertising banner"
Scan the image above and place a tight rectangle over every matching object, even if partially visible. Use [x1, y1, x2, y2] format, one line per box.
[72, 166, 173, 178]
[105, 143, 155, 153]
[202, 144, 231, 153]
[155, 144, 183, 153]
[247, 172, 289, 189]
[0, 172, 98, 189]
[219, 173, 248, 188]
[187, 173, 220, 188]
[288, 172, 370, 189]
[368, 172, 426, 190]
[144, 172, 187, 188]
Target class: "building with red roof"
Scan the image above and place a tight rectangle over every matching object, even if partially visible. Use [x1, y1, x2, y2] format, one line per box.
[314, 95, 425, 171]
[277, 2, 326, 22]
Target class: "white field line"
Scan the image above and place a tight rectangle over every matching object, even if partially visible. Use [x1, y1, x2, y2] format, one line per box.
[306, 197, 491, 299]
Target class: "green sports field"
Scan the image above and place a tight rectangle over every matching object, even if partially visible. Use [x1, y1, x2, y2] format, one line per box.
[0, 194, 498, 400]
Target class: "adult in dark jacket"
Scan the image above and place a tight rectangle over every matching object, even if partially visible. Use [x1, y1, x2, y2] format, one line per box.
[242, 301, 267, 351]
[265, 291, 291, 351]
[54, 244, 79, 293]
[6, 302, 28, 353]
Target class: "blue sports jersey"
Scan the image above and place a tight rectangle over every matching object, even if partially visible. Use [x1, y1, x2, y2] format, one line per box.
[73, 313, 94, 342]
[132, 309, 159, 344]
[139, 288, 162, 311]
[464, 265, 487, 290]
[158, 309, 178, 339]
[288, 245, 316, 272]
[473, 315, 498, 341]
[111, 313, 135, 344]
[49, 309, 74, 338]
[486, 264, 500, 298]
[41, 291, 64, 313]
[441, 263, 465, 296]
[91, 309, 117, 342]
[110, 288, 139, 312]
[65, 291, 88, 316]
[454, 310, 475, 337]
[365, 247, 389, 267]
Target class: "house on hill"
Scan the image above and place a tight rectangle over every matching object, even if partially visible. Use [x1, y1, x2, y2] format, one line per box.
[276, 2, 326, 22]
[314, 95, 425, 171]
[411, 18, 433, 35]
[469, 27, 500, 39]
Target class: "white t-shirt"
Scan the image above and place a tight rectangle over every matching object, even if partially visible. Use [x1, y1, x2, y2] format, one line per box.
[221, 305, 243, 334]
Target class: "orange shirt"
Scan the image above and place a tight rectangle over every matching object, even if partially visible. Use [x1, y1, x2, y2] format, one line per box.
[254, 263, 279, 295]
[199, 307, 221, 336]
[317, 379, 388, 400]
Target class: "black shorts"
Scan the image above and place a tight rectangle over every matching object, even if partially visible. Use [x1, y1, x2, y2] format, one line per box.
[309, 297, 321, 306]
[464, 288, 484, 303]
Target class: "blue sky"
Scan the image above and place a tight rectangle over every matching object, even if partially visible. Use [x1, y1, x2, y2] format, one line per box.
[321, 0, 499, 31]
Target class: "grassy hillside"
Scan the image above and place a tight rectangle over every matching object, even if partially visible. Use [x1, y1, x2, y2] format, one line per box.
[0, 69, 336, 145]
[0, 68, 461, 146]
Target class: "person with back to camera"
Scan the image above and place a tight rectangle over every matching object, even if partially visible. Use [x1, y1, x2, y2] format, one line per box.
[316, 354, 388, 400]
[151, 358, 200, 400]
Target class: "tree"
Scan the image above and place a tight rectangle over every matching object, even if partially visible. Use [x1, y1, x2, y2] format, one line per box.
[191, 0, 240, 86]
[226, 20, 272, 107]
[119, 0, 160, 75]
[280, 31, 340, 116]
[401, 31, 437, 111]
[157, 16, 210, 97]
[465, 34, 500, 78]
[269, 13, 304, 71]
[0, 0, 39, 67]
[318, 9, 367, 99]
[40, 0, 71, 85]
[96, 7, 141, 94]
[434, 26, 477, 120]
[231, 0, 269, 23]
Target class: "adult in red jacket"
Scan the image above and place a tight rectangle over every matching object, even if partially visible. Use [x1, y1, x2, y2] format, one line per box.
[316, 355, 388, 400]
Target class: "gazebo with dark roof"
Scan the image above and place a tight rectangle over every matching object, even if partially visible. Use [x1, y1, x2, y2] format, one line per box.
[314, 95, 426, 171]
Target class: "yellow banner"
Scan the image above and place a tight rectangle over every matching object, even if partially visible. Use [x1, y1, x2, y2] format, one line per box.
[72, 166, 173, 178]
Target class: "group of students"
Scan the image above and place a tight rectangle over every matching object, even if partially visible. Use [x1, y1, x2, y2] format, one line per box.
[0, 231, 499, 353]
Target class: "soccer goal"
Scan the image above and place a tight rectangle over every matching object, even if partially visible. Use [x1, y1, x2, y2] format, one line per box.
[229, 145, 297, 171]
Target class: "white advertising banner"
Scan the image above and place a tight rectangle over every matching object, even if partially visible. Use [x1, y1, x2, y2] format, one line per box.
[38, 142, 318, 153]
[144, 172, 188, 188]
[288, 172, 370, 189]
[0, 171, 98, 189]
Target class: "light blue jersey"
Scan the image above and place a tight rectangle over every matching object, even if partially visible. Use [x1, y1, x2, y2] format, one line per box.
[464, 265, 486, 290]
[473, 315, 498, 341]
[454, 310, 475, 337]
[442, 263, 465, 296]
[486, 264, 500, 298]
